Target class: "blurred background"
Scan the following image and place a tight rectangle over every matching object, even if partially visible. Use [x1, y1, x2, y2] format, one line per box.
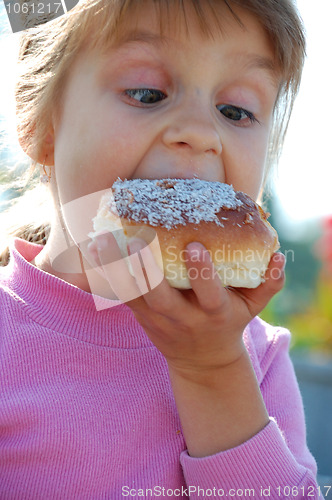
[0, 0, 331, 485]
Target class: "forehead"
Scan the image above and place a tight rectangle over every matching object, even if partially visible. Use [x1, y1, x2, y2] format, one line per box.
[91, 0, 274, 58]
[115, 0, 230, 38]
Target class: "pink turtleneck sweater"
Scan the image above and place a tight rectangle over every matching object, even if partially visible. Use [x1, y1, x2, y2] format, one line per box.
[0, 239, 321, 499]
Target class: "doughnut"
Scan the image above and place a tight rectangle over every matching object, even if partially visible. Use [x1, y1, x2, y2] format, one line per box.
[90, 178, 280, 289]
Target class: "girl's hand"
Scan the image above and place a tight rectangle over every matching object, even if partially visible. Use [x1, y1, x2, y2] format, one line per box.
[89, 233, 285, 376]
[89, 233, 285, 456]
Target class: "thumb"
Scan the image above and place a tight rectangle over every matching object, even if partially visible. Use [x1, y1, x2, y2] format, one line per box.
[241, 252, 286, 318]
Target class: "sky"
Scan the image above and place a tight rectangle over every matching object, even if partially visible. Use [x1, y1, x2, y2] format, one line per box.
[274, 0, 332, 226]
[0, 0, 331, 228]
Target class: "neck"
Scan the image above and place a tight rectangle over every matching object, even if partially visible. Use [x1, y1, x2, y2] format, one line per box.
[32, 227, 90, 292]
[32, 215, 118, 300]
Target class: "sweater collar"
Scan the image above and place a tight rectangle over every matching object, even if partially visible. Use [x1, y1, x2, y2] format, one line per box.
[6, 238, 154, 349]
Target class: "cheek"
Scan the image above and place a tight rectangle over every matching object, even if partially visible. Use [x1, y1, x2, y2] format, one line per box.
[224, 131, 268, 199]
[93, 121, 151, 184]
[92, 101, 153, 170]
[54, 111, 151, 203]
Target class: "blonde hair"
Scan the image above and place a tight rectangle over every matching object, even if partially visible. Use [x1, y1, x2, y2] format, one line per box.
[0, 0, 306, 265]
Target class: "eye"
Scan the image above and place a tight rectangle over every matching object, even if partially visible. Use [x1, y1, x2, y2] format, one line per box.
[124, 89, 167, 105]
[217, 104, 258, 125]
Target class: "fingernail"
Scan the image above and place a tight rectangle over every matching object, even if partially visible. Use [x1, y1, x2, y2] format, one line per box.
[96, 234, 109, 252]
[186, 242, 206, 261]
[274, 252, 286, 270]
[87, 241, 101, 267]
[127, 237, 146, 255]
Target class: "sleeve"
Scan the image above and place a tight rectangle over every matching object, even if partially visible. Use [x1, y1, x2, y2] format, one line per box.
[179, 325, 324, 499]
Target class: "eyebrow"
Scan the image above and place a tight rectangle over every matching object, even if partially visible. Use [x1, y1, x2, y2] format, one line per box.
[112, 30, 280, 85]
[243, 54, 276, 74]
[113, 30, 171, 49]
[236, 53, 280, 87]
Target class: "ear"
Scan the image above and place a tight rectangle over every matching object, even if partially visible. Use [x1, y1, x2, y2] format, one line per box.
[39, 131, 55, 166]
[18, 126, 55, 166]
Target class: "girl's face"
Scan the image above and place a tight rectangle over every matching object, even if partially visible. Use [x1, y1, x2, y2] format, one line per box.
[50, 1, 280, 210]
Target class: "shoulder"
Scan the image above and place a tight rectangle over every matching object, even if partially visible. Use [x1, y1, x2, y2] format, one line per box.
[0, 262, 25, 327]
[0, 265, 13, 333]
[245, 316, 291, 384]
[0, 263, 11, 295]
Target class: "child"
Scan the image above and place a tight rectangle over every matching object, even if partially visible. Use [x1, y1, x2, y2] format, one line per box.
[0, 0, 323, 498]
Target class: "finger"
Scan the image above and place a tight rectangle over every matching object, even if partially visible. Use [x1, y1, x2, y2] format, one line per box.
[127, 235, 164, 292]
[185, 242, 227, 313]
[237, 252, 286, 317]
[127, 237, 189, 317]
[96, 232, 148, 302]
[87, 239, 102, 268]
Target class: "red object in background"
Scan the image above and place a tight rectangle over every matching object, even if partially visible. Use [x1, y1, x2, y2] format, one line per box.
[315, 215, 332, 277]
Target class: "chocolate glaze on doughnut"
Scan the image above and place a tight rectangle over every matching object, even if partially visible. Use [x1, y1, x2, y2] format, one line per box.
[110, 178, 242, 229]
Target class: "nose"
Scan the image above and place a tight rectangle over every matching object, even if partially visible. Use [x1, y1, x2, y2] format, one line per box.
[162, 102, 222, 156]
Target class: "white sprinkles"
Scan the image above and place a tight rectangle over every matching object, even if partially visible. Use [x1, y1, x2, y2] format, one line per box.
[111, 178, 243, 230]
